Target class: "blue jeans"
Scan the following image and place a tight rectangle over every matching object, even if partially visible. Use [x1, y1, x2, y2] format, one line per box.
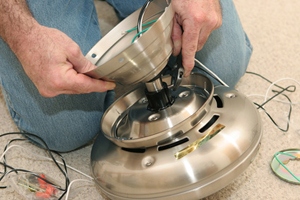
[0, 0, 252, 152]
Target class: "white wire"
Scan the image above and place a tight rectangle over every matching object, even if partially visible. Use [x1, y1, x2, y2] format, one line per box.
[194, 58, 229, 87]
[0, 144, 93, 180]
[65, 179, 95, 200]
[247, 94, 300, 105]
[0, 145, 17, 161]
[264, 77, 300, 102]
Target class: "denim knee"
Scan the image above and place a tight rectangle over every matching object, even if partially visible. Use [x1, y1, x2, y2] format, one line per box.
[193, 0, 253, 88]
[1, 82, 114, 152]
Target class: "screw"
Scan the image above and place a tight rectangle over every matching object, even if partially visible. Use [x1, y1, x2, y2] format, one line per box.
[148, 114, 160, 121]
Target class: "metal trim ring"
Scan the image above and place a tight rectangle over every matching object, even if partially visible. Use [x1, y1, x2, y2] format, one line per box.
[100, 73, 214, 148]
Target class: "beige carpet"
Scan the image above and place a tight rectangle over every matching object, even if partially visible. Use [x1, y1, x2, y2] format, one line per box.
[1, 0, 300, 199]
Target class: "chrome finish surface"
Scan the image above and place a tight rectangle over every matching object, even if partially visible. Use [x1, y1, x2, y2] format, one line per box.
[145, 78, 164, 92]
[91, 73, 263, 200]
[84, 0, 174, 85]
[101, 74, 214, 148]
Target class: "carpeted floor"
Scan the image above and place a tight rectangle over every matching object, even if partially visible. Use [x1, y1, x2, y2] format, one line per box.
[1, 0, 300, 199]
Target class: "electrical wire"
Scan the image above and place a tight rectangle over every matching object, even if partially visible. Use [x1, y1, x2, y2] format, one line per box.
[194, 58, 229, 87]
[257, 85, 295, 109]
[0, 144, 93, 180]
[0, 138, 27, 186]
[0, 132, 96, 199]
[131, 27, 150, 43]
[246, 72, 299, 103]
[254, 87, 293, 132]
[264, 77, 300, 103]
[125, 19, 157, 34]
[0, 132, 70, 200]
[245, 72, 296, 132]
[0, 162, 14, 172]
[247, 94, 300, 105]
[0, 145, 24, 163]
[137, 0, 153, 37]
[246, 71, 295, 92]
[192, 64, 294, 131]
[248, 72, 300, 183]
[65, 179, 95, 200]
[1, 168, 65, 191]
[0, 132, 68, 178]
[0, 161, 15, 188]
[129, 18, 157, 43]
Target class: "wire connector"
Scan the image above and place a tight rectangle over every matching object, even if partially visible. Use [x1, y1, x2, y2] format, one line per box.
[8, 172, 62, 200]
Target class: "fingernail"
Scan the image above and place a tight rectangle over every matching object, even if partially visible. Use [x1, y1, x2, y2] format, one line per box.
[105, 82, 116, 90]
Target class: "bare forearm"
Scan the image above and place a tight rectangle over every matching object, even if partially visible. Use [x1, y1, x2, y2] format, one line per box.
[0, 0, 39, 53]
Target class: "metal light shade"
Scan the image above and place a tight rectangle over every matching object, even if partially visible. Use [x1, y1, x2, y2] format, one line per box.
[85, 0, 174, 85]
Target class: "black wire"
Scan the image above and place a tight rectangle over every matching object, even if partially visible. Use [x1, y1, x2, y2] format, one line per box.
[0, 161, 15, 189]
[54, 151, 69, 200]
[254, 85, 294, 132]
[0, 132, 68, 180]
[0, 132, 70, 199]
[257, 85, 295, 108]
[0, 161, 15, 188]
[254, 86, 293, 132]
[1, 168, 65, 191]
[1, 139, 27, 178]
[245, 71, 295, 132]
[0, 139, 26, 189]
[0, 162, 65, 191]
[0, 162, 14, 171]
[246, 71, 296, 92]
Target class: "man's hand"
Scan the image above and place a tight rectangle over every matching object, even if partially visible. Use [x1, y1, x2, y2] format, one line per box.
[171, 0, 222, 77]
[0, 0, 115, 98]
[15, 25, 116, 97]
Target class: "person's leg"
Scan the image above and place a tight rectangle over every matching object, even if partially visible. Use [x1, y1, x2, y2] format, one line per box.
[0, 0, 115, 152]
[104, 0, 145, 19]
[193, 0, 253, 88]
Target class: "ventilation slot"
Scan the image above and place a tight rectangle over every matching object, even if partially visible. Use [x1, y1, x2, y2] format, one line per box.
[199, 115, 219, 133]
[158, 137, 189, 151]
[213, 95, 223, 108]
[121, 147, 146, 153]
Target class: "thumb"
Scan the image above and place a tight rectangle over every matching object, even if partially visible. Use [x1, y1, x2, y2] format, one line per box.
[67, 47, 97, 73]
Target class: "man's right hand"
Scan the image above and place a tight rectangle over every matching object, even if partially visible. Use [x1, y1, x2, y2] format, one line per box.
[171, 0, 222, 77]
[14, 25, 116, 97]
[0, 0, 115, 97]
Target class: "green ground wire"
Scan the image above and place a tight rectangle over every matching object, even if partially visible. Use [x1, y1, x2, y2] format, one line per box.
[126, 19, 158, 33]
[131, 27, 151, 43]
[274, 152, 300, 182]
